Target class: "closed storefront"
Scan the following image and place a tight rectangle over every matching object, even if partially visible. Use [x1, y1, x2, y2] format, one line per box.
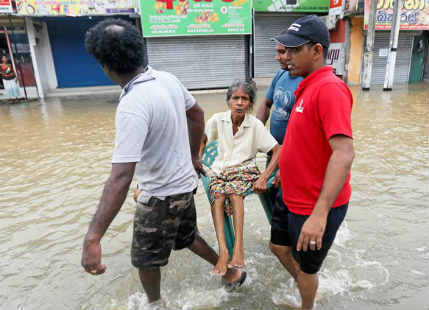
[45, 16, 133, 88]
[371, 31, 414, 85]
[146, 36, 249, 89]
[253, 14, 306, 78]
[141, 0, 251, 90]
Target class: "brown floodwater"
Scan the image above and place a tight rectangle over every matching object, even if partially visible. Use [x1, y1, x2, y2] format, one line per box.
[0, 82, 428, 310]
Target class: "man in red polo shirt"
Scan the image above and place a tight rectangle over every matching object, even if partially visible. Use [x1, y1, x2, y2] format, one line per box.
[271, 15, 354, 309]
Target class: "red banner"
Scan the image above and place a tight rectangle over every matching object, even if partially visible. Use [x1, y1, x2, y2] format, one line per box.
[0, 0, 13, 13]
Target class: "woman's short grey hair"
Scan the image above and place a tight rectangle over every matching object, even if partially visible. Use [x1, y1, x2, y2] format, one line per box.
[226, 80, 257, 107]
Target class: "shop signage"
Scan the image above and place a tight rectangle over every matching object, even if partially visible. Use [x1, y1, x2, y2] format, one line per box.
[329, 0, 343, 15]
[326, 42, 345, 75]
[16, 0, 136, 16]
[253, 0, 329, 12]
[364, 0, 429, 30]
[141, 0, 252, 37]
[0, 0, 13, 13]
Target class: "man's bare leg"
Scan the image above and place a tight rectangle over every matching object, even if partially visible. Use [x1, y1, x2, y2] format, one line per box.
[210, 194, 230, 276]
[269, 243, 298, 280]
[138, 268, 161, 303]
[228, 194, 245, 268]
[296, 270, 318, 310]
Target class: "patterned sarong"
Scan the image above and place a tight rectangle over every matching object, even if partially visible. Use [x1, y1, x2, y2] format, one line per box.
[208, 165, 260, 209]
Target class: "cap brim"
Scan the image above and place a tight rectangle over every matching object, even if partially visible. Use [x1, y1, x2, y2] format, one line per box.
[273, 33, 309, 48]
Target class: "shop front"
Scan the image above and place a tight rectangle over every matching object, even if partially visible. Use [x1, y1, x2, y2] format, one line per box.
[43, 16, 133, 88]
[16, 0, 138, 96]
[141, 0, 252, 89]
[363, 0, 429, 84]
[0, 15, 37, 99]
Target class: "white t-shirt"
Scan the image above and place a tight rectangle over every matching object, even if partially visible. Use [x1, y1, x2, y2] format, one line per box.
[112, 67, 198, 197]
[205, 110, 278, 174]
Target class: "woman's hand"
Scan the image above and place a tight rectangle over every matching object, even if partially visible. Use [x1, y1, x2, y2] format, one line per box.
[252, 176, 267, 193]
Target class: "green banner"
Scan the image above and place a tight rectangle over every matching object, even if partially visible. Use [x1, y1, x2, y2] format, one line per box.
[141, 0, 252, 37]
[253, 0, 329, 12]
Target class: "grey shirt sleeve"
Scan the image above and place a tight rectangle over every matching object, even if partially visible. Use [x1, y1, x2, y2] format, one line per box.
[171, 74, 196, 111]
[112, 111, 149, 163]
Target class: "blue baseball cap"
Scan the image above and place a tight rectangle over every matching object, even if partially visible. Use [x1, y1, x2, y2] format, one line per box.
[274, 15, 330, 48]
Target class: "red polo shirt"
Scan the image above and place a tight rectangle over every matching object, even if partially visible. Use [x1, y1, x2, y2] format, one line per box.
[279, 66, 353, 215]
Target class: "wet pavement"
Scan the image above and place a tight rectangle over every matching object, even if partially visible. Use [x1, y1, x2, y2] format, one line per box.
[1, 82, 428, 310]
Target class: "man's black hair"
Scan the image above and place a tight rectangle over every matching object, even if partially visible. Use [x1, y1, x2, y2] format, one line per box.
[306, 41, 329, 60]
[85, 18, 147, 75]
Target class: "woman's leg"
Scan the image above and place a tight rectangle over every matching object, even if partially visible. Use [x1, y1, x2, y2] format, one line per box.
[211, 193, 230, 276]
[228, 194, 245, 268]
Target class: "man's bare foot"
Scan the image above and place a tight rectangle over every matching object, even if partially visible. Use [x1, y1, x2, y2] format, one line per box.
[212, 254, 229, 276]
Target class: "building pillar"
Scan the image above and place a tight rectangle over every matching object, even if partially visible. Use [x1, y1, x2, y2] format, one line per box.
[347, 17, 364, 85]
[26, 17, 44, 98]
[25, 17, 58, 98]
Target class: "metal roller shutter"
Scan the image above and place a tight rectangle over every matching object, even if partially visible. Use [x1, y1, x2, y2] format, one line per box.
[372, 31, 414, 84]
[146, 36, 248, 90]
[254, 14, 306, 77]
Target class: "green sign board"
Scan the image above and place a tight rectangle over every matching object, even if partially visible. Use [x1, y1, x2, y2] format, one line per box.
[141, 0, 252, 37]
[253, 0, 329, 12]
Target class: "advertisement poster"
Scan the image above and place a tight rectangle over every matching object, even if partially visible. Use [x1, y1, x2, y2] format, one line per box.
[141, 0, 252, 37]
[253, 0, 329, 12]
[0, 0, 13, 13]
[364, 0, 429, 30]
[16, 0, 136, 16]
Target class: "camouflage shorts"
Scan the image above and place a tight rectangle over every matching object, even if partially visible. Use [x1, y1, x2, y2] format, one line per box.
[131, 191, 196, 269]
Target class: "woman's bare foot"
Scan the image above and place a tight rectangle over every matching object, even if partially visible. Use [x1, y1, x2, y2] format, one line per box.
[228, 251, 245, 269]
[212, 253, 229, 276]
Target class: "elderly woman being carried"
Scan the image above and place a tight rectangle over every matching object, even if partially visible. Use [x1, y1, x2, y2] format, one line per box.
[200, 81, 280, 276]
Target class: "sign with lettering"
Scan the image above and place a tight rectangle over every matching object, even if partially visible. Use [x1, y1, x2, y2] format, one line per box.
[16, 0, 136, 16]
[141, 0, 252, 37]
[329, 0, 343, 15]
[253, 0, 329, 12]
[364, 0, 429, 30]
[326, 42, 345, 75]
[0, 0, 13, 13]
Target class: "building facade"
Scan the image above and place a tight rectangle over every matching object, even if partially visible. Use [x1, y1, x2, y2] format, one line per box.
[1, 0, 427, 99]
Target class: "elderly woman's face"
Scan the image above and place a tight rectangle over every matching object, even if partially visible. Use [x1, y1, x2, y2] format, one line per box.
[228, 87, 251, 117]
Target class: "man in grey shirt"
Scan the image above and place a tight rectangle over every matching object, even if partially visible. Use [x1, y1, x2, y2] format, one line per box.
[81, 19, 245, 304]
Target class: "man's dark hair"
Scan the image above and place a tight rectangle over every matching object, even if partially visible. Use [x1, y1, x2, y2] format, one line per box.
[306, 41, 329, 60]
[85, 18, 147, 75]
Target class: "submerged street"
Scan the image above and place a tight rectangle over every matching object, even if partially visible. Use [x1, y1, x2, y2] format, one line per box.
[1, 82, 428, 310]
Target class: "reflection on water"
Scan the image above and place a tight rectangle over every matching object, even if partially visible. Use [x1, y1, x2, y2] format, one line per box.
[1, 83, 428, 310]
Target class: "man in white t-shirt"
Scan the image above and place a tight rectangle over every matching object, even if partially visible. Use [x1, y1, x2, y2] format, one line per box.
[81, 19, 245, 304]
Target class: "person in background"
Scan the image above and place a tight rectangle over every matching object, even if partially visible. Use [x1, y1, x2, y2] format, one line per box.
[0, 55, 20, 103]
[256, 29, 303, 279]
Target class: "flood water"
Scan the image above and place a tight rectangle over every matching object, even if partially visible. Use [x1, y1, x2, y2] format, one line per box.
[1, 82, 428, 310]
